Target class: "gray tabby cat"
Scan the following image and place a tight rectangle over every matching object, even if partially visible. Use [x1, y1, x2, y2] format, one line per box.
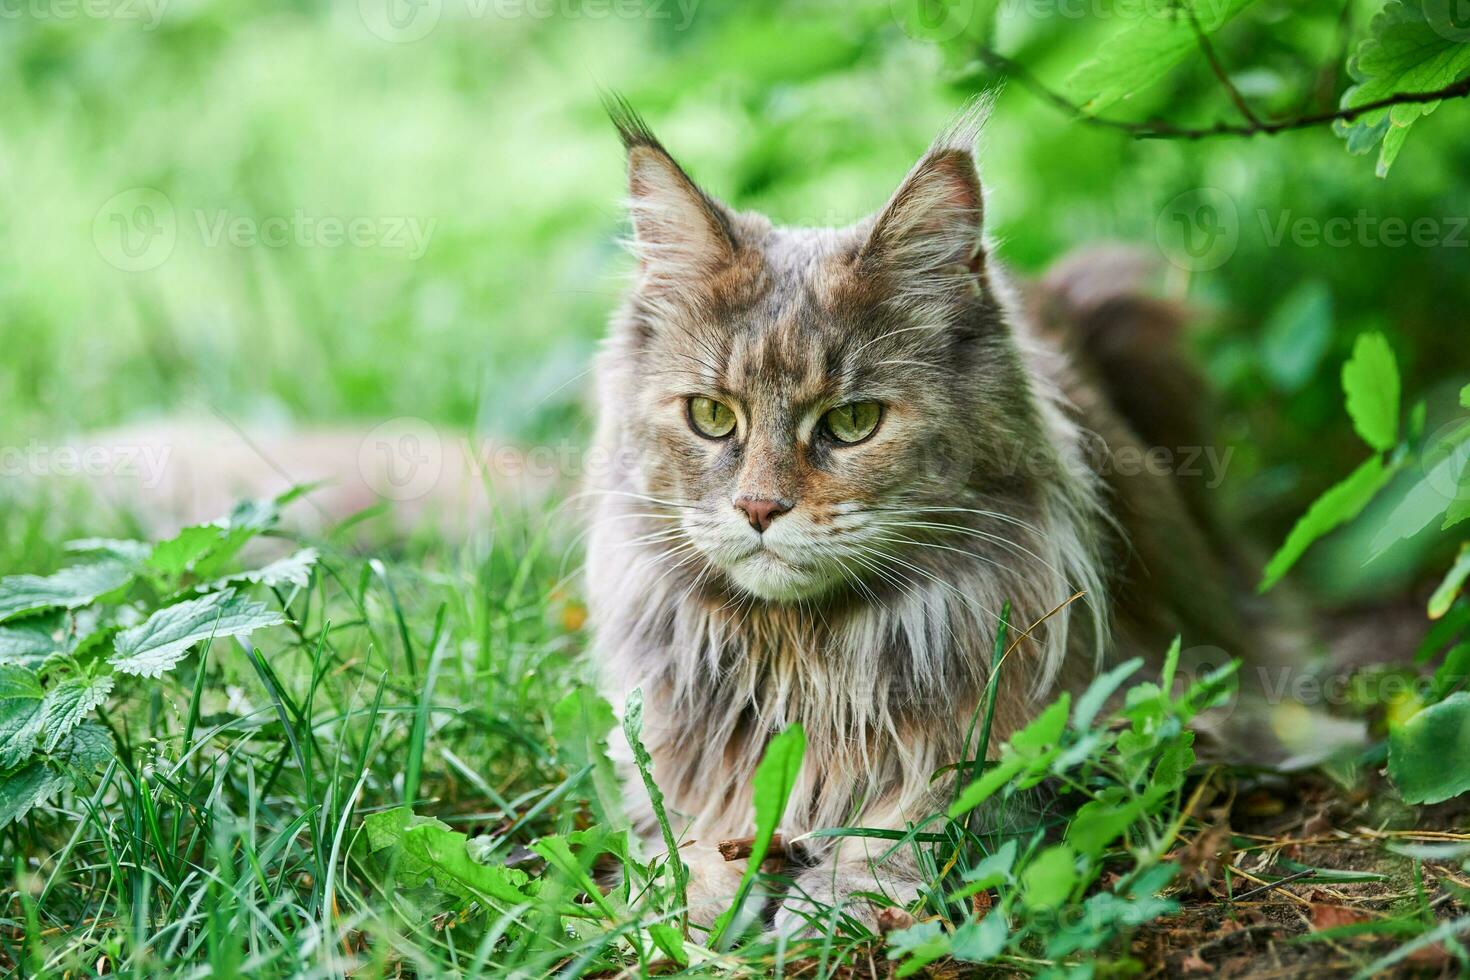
[585, 99, 1268, 932]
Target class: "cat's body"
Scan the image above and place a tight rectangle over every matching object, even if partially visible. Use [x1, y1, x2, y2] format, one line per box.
[585, 102, 1268, 929]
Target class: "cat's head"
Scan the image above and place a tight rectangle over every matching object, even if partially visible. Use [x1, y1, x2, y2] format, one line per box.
[598, 99, 1048, 603]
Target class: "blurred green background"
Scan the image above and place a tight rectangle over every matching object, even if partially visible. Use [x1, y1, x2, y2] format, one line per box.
[2, 0, 1467, 601]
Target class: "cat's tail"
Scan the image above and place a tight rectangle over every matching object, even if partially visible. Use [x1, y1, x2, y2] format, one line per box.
[1031, 244, 1214, 473]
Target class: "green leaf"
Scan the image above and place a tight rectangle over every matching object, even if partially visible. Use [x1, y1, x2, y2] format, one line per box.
[552, 687, 626, 831]
[950, 911, 1008, 963]
[1073, 657, 1144, 732]
[1334, 0, 1470, 176]
[1064, 0, 1261, 114]
[0, 762, 65, 828]
[1389, 692, 1470, 803]
[147, 525, 234, 581]
[1259, 455, 1397, 591]
[1429, 547, 1470, 620]
[1066, 796, 1146, 859]
[1011, 693, 1071, 755]
[49, 721, 115, 772]
[647, 923, 689, 967]
[0, 562, 134, 623]
[0, 615, 67, 668]
[38, 674, 115, 752]
[950, 839, 1019, 900]
[1368, 447, 1467, 559]
[1021, 843, 1076, 911]
[714, 723, 805, 945]
[362, 807, 537, 908]
[110, 588, 284, 678]
[1461, 383, 1470, 409]
[215, 548, 319, 591]
[1261, 281, 1333, 392]
[0, 665, 43, 701]
[64, 538, 152, 563]
[885, 919, 949, 977]
[1342, 333, 1401, 452]
[623, 688, 688, 911]
[0, 697, 43, 769]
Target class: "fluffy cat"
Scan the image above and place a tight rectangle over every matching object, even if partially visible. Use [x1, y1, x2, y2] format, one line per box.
[585, 99, 1270, 933]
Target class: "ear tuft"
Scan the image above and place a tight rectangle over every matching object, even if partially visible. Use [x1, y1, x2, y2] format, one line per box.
[859, 96, 994, 288]
[604, 94, 736, 290]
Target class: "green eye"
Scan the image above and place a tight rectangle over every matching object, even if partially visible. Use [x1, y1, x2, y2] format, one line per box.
[688, 396, 737, 439]
[823, 401, 882, 444]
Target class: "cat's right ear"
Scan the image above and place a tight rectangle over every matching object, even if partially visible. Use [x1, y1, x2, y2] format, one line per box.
[606, 97, 737, 290]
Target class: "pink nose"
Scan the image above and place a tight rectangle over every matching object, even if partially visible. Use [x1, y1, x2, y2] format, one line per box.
[735, 496, 792, 533]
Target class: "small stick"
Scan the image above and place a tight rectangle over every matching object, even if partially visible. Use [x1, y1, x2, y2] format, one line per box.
[718, 834, 785, 862]
[1232, 868, 1316, 902]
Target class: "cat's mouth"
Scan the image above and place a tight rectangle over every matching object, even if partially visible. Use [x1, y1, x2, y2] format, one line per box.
[725, 545, 839, 602]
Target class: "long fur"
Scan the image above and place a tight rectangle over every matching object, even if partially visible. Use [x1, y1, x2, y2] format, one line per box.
[585, 101, 1253, 925]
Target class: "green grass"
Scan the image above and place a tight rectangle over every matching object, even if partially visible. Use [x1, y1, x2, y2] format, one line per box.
[6, 488, 1467, 977]
[5, 0, 1470, 974]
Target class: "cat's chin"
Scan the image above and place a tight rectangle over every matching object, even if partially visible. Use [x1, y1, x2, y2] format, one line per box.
[725, 551, 841, 602]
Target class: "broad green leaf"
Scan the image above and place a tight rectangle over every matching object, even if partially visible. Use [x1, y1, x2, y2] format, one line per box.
[1334, 0, 1470, 176]
[1010, 693, 1070, 755]
[1429, 547, 1470, 619]
[885, 919, 949, 977]
[948, 755, 1025, 817]
[0, 697, 43, 769]
[1066, 796, 1145, 859]
[950, 912, 1008, 963]
[623, 688, 687, 909]
[647, 923, 689, 967]
[1073, 657, 1144, 731]
[1342, 333, 1400, 451]
[0, 615, 67, 668]
[0, 762, 64, 828]
[0, 562, 133, 623]
[39, 675, 115, 752]
[950, 839, 1018, 900]
[362, 807, 537, 907]
[111, 588, 284, 678]
[147, 525, 234, 580]
[1462, 383, 1470, 409]
[1388, 691, 1470, 803]
[1021, 843, 1076, 911]
[64, 539, 151, 563]
[552, 687, 626, 831]
[714, 723, 805, 945]
[215, 548, 319, 591]
[50, 721, 115, 771]
[0, 665, 43, 701]
[1368, 448, 1467, 559]
[1260, 455, 1397, 591]
[1065, 0, 1261, 114]
[1261, 281, 1333, 392]
[529, 830, 621, 918]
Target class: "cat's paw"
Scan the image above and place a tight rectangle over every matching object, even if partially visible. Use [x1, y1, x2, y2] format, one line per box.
[774, 864, 916, 938]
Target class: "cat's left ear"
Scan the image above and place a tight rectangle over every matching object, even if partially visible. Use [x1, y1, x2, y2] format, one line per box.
[859, 106, 989, 290]
[604, 95, 737, 292]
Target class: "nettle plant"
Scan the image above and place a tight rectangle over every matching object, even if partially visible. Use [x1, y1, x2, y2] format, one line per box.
[1259, 333, 1470, 804]
[0, 491, 314, 826]
[355, 635, 1231, 976]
